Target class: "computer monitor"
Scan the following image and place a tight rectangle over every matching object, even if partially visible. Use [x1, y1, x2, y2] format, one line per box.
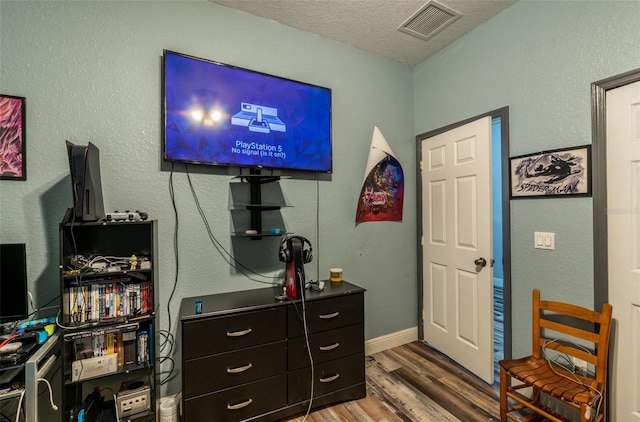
[0, 243, 28, 323]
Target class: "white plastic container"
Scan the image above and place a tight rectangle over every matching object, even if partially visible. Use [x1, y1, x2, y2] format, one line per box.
[160, 397, 179, 422]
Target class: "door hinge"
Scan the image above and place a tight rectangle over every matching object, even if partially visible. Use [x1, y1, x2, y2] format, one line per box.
[419, 160, 423, 171]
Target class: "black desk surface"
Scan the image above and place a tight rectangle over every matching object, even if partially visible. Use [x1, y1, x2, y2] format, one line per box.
[179, 280, 365, 321]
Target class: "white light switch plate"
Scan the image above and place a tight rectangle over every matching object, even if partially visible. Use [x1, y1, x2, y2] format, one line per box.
[534, 232, 555, 250]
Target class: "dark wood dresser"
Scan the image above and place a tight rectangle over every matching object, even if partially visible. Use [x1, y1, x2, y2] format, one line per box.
[179, 281, 366, 421]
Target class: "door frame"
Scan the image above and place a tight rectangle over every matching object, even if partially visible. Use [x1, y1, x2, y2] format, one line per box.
[592, 67, 640, 310]
[416, 106, 512, 363]
[592, 67, 640, 420]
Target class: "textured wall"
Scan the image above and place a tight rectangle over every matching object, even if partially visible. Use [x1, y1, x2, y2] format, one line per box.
[414, 0, 640, 359]
[0, 1, 415, 396]
[6, 0, 635, 401]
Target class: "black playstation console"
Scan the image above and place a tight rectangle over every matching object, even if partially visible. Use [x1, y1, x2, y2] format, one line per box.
[66, 141, 105, 222]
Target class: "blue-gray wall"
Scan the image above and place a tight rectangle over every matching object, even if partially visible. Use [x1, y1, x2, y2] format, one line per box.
[414, 0, 640, 359]
[3, 0, 640, 399]
[0, 1, 415, 396]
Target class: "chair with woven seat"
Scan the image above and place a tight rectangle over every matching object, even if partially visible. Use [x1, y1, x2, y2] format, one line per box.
[499, 289, 612, 422]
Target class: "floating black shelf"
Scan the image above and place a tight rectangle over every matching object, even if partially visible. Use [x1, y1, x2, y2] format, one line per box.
[231, 171, 289, 239]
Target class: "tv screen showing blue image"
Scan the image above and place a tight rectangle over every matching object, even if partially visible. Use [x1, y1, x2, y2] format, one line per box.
[162, 50, 332, 173]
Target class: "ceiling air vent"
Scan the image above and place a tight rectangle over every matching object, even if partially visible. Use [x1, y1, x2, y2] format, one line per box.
[398, 1, 461, 41]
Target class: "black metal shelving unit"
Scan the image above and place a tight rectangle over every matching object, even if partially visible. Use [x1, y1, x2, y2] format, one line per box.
[59, 220, 159, 422]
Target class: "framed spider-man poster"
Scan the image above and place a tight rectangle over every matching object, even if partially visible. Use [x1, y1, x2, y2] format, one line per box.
[510, 145, 591, 198]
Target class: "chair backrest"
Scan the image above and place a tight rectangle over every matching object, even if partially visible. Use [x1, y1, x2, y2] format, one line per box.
[531, 288, 613, 387]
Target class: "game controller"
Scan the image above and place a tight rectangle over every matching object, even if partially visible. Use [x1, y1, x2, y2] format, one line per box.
[305, 280, 325, 292]
[105, 211, 148, 222]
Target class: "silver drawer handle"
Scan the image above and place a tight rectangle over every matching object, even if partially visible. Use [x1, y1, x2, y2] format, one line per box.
[226, 328, 252, 337]
[319, 374, 340, 383]
[227, 398, 253, 410]
[319, 343, 340, 351]
[227, 363, 253, 374]
[319, 311, 339, 319]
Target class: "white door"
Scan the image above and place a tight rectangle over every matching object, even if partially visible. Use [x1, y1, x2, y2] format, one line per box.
[420, 116, 494, 384]
[606, 80, 640, 421]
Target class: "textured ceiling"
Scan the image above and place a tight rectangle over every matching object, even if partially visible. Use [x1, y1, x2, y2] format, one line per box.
[208, 0, 517, 66]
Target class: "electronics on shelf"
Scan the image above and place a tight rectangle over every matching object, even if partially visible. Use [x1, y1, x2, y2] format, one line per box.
[66, 254, 151, 273]
[105, 211, 148, 222]
[116, 381, 151, 418]
[65, 141, 105, 222]
[60, 221, 158, 421]
[71, 354, 118, 382]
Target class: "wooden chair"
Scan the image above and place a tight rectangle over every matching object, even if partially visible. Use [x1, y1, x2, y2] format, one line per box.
[499, 289, 612, 422]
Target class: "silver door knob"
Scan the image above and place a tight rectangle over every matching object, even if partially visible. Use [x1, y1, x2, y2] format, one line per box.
[474, 257, 487, 267]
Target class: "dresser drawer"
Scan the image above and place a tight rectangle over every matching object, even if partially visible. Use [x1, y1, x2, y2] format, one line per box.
[183, 340, 286, 398]
[288, 293, 363, 336]
[183, 307, 286, 359]
[287, 353, 365, 403]
[183, 374, 287, 422]
[288, 324, 364, 370]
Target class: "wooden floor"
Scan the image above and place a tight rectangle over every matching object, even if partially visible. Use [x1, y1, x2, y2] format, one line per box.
[287, 341, 500, 422]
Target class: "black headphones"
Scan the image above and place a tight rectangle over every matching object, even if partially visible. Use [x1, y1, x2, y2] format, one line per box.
[278, 235, 313, 264]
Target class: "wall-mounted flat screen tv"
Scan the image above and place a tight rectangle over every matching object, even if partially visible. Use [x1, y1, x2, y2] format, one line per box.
[162, 50, 332, 173]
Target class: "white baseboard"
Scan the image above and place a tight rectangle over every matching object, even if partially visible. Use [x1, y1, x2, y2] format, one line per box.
[365, 326, 418, 356]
